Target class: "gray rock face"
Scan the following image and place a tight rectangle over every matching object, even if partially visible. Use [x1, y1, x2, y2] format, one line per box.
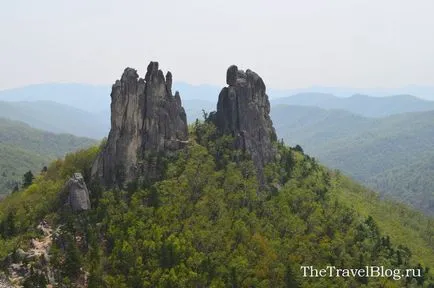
[92, 61, 188, 188]
[64, 173, 91, 211]
[215, 65, 276, 183]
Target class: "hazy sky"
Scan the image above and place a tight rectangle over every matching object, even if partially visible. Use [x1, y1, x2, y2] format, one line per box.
[1, 0, 434, 90]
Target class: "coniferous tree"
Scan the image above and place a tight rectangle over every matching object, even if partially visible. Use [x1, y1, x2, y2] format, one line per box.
[22, 170, 34, 188]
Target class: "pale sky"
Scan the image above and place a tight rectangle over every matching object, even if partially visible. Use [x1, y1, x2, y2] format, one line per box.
[1, 0, 434, 90]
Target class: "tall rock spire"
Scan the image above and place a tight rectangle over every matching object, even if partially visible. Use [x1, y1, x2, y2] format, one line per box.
[215, 65, 277, 183]
[91, 61, 188, 188]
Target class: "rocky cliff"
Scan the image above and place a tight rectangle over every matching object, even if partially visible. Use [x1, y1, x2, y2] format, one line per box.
[91, 61, 188, 188]
[215, 65, 276, 183]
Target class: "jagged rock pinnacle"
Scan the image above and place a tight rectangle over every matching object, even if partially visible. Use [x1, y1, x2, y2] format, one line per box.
[91, 61, 188, 188]
[216, 65, 276, 184]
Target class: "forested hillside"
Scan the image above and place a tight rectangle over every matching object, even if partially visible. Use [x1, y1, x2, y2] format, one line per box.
[272, 105, 434, 215]
[0, 118, 97, 195]
[0, 121, 432, 287]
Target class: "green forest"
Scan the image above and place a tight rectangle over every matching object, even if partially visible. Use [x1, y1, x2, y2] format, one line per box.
[272, 105, 434, 215]
[0, 120, 433, 287]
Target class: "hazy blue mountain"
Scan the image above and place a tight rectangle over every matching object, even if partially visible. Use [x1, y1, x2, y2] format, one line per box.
[272, 93, 434, 117]
[0, 83, 110, 113]
[272, 105, 434, 215]
[3, 83, 434, 115]
[272, 85, 434, 100]
[0, 118, 97, 194]
[272, 93, 336, 106]
[272, 104, 371, 146]
[175, 83, 434, 101]
[0, 97, 214, 140]
[0, 82, 219, 109]
[0, 101, 109, 139]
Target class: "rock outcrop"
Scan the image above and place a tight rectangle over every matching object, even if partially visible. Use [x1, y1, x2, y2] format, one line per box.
[3, 221, 54, 287]
[215, 65, 277, 183]
[92, 61, 188, 188]
[63, 173, 91, 211]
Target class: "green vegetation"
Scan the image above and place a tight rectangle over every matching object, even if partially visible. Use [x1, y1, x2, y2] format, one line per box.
[22, 171, 34, 189]
[0, 121, 433, 287]
[0, 118, 97, 195]
[0, 146, 99, 259]
[335, 176, 434, 269]
[272, 105, 434, 215]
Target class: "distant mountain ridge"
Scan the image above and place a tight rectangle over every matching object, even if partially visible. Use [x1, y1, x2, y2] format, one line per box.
[270, 85, 434, 100]
[0, 83, 110, 113]
[3, 81, 434, 103]
[2, 83, 434, 126]
[0, 82, 220, 109]
[272, 93, 434, 117]
[0, 83, 220, 132]
[0, 100, 109, 139]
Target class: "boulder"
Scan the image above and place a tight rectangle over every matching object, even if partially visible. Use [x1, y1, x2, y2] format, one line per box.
[63, 173, 91, 211]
